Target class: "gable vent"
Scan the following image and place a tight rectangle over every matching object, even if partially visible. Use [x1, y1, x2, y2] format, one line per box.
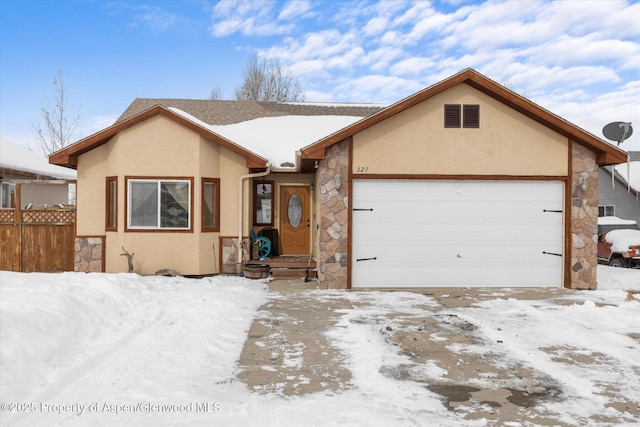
[444, 104, 461, 128]
[463, 104, 480, 128]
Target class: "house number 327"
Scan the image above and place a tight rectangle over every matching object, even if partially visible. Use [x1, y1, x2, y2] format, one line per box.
[356, 166, 369, 173]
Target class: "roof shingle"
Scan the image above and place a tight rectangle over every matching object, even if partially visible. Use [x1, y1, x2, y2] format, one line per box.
[117, 99, 384, 126]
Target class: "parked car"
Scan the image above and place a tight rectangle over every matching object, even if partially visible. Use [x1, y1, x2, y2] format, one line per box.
[597, 217, 640, 268]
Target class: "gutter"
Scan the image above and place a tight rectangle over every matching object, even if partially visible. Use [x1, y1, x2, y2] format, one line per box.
[237, 164, 271, 265]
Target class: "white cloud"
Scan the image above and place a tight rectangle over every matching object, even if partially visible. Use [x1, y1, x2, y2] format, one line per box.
[278, 0, 313, 21]
[363, 17, 388, 36]
[389, 57, 435, 76]
[210, 0, 293, 36]
[133, 5, 177, 34]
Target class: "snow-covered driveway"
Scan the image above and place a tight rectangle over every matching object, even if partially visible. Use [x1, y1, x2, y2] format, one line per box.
[1, 267, 639, 426]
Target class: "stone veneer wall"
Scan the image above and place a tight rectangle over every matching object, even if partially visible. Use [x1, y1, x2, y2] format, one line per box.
[75, 236, 104, 272]
[570, 143, 598, 289]
[317, 139, 350, 289]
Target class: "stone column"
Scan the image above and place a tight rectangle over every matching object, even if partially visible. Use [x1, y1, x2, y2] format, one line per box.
[570, 143, 598, 289]
[75, 237, 104, 272]
[317, 139, 350, 289]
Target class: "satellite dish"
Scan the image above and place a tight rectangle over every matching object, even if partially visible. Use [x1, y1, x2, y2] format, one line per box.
[602, 121, 633, 146]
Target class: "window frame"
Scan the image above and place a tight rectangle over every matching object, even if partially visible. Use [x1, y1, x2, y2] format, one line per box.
[201, 178, 220, 232]
[253, 180, 274, 226]
[1, 182, 16, 209]
[105, 176, 117, 231]
[598, 205, 615, 217]
[125, 176, 194, 232]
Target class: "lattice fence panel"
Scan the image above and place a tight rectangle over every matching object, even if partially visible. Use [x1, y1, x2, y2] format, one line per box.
[21, 209, 76, 224]
[0, 209, 15, 224]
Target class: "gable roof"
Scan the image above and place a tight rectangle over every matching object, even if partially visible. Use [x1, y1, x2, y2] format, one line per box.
[117, 99, 383, 125]
[50, 100, 383, 170]
[300, 69, 628, 166]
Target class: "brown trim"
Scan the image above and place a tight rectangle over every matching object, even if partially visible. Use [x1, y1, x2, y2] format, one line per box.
[124, 176, 194, 233]
[76, 235, 106, 272]
[301, 69, 627, 166]
[49, 105, 268, 169]
[252, 180, 275, 226]
[105, 176, 117, 232]
[347, 137, 354, 290]
[352, 174, 569, 181]
[564, 141, 573, 288]
[201, 178, 221, 232]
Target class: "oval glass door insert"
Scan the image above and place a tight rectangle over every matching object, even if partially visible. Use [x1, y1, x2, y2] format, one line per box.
[288, 194, 302, 228]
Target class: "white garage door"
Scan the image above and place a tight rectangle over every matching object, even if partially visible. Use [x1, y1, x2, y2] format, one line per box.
[352, 180, 564, 288]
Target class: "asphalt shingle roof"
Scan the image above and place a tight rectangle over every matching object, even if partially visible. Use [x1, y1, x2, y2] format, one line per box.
[117, 99, 385, 126]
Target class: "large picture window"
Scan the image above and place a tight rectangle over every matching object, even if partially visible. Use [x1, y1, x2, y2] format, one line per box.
[202, 178, 220, 232]
[126, 178, 192, 231]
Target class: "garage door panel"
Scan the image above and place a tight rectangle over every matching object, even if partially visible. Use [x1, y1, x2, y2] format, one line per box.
[352, 180, 563, 288]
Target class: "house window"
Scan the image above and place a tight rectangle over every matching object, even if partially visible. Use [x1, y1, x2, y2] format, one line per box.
[202, 178, 220, 232]
[253, 180, 274, 226]
[126, 178, 192, 231]
[444, 104, 480, 128]
[106, 177, 117, 231]
[599, 205, 615, 217]
[1, 182, 16, 208]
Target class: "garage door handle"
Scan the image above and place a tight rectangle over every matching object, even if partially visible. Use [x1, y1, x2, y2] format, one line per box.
[356, 257, 377, 262]
[543, 209, 562, 213]
[542, 251, 562, 257]
[353, 208, 374, 211]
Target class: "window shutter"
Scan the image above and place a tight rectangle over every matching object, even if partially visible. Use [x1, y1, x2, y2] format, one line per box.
[444, 104, 461, 128]
[463, 104, 480, 128]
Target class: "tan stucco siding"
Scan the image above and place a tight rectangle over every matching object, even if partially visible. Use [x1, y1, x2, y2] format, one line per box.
[76, 145, 107, 235]
[75, 115, 252, 275]
[353, 84, 568, 176]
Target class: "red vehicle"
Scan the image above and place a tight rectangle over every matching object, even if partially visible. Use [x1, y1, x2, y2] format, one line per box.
[597, 217, 640, 268]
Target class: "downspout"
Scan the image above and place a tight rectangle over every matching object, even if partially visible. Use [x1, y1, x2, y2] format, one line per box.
[237, 163, 271, 265]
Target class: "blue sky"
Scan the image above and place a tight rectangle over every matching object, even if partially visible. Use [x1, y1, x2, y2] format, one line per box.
[1, 0, 639, 151]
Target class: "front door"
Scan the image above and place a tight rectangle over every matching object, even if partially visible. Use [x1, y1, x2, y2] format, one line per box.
[279, 185, 311, 255]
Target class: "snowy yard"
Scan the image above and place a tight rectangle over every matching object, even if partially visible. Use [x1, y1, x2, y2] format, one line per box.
[1, 267, 639, 426]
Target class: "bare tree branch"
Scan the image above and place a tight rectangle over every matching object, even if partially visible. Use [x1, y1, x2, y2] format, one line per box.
[32, 69, 81, 155]
[209, 86, 222, 100]
[234, 54, 305, 102]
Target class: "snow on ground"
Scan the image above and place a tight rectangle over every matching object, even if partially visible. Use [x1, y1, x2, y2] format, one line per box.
[1, 266, 639, 426]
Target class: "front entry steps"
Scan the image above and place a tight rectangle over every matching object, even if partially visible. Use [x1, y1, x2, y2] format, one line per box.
[247, 255, 317, 280]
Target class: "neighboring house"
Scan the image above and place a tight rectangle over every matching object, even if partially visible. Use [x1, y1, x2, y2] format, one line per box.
[598, 151, 640, 225]
[50, 69, 627, 289]
[1, 138, 76, 208]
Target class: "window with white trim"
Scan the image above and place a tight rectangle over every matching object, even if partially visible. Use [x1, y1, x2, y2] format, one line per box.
[127, 178, 191, 230]
[598, 205, 615, 217]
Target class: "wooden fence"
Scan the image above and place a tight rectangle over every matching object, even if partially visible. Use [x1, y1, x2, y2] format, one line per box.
[0, 208, 75, 272]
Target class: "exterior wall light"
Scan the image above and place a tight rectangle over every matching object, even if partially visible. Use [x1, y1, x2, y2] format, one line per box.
[579, 176, 588, 192]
